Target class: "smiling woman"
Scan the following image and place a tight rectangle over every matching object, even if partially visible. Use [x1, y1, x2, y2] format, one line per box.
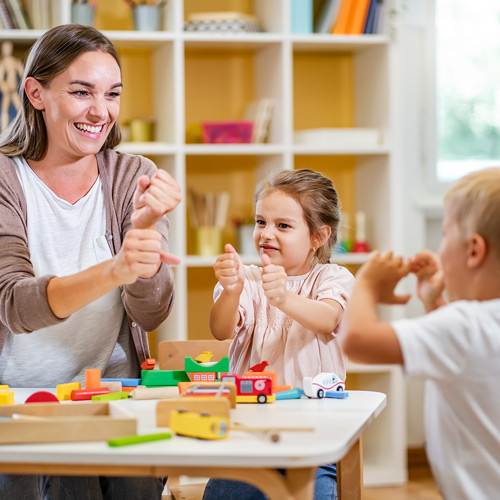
[0, 24, 181, 500]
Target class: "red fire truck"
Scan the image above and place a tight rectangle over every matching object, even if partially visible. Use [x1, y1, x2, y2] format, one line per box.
[220, 374, 275, 404]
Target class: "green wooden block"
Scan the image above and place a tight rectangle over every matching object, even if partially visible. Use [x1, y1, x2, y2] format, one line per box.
[184, 356, 230, 374]
[91, 391, 130, 401]
[141, 370, 190, 387]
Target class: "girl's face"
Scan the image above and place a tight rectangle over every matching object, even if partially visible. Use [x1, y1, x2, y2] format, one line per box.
[33, 51, 122, 161]
[253, 190, 316, 275]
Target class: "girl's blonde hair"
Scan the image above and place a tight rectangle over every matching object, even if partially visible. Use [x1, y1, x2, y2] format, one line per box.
[445, 167, 500, 258]
[254, 169, 341, 264]
[0, 24, 121, 159]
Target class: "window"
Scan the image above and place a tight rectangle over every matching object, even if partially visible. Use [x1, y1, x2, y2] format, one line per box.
[436, 0, 500, 182]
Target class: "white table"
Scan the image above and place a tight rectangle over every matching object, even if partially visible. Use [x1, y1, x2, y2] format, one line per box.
[0, 389, 386, 500]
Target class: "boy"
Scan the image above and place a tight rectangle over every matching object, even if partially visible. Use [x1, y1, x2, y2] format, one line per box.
[342, 168, 500, 500]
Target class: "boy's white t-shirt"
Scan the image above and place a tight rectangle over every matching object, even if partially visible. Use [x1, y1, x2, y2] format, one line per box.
[0, 157, 133, 387]
[393, 299, 500, 500]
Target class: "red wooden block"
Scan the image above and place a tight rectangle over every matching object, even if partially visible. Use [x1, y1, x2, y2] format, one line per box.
[70, 388, 110, 401]
[25, 391, 60, 403]
[141, 358, 156, 370]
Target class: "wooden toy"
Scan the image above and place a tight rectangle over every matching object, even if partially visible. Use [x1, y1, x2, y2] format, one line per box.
[71, 388, 109, 401]
[0, 391, 14, 405]
[303, 373, 346, 399]
[156, 397, 230, 427]
[25, 391, 60, 403]
[85, 369, 101, 389]
[191, 372, 216, 382]
[249, 360, 269, 372]
[141, 358, 156, 370]
[194, 351, 213, 363]
[184, 356, 229, 377]
[108, 432, 172, 447]
[92, 392, 130, 401]
[0, 385, 9, 390]
[178, 381, 237, 408]
[0, 401, 136, 444]
[158, 340, 231, 370]
[169, 409, 229, 440]
[244, 369, 277, 389]
[275, 388, 304, 400]
[130, 386, 179, 400]
[221, 374, 275, 404]
[101, 381, 122, 393]
[141, 369, 190, 387]
[101, 377, 141, 386]
[56, 382, 81, 401]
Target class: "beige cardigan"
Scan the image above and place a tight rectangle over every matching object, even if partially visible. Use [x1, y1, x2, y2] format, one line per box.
[0, 149, 175, 369]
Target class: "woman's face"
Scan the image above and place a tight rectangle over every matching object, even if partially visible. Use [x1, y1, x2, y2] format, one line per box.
[37, 50, 122, 161]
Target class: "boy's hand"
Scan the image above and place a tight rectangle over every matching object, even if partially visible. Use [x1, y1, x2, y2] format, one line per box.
[132, 170, 182, 230]
[409, 250, 446, 311]
[356, 251, 411, 304]
[261, 253, 288, 306]
[214, 244, 245, 295]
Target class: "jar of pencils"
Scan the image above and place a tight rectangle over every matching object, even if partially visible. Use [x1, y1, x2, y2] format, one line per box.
[195, 226, 223, 256]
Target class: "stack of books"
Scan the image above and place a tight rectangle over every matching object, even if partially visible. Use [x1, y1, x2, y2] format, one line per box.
[0, 0, 62, 30]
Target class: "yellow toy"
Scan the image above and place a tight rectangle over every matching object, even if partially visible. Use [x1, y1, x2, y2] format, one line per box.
[169, 409, 228, 440]
[194, 351, 213, 364]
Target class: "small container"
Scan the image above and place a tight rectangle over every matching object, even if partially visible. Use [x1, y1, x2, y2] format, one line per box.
[202, 121, 254, 144]
[71, 3, 95, 26]
[237, 224, 257, 256]
[129, 119, 154, 142]
[133, 5, 161, 31]
[195, 226, 223, 256]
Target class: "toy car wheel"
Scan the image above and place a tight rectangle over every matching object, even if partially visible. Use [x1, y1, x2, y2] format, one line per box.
[317, 389, 325, 399]
[200, 412, 211, 417]
[257, 394, 267, 404]
[337, 386, 344, 392]
[177, 408, 187, 413]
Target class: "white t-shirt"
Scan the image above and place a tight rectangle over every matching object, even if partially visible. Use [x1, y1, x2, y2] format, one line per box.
[393, 299, 500, 500]
[0, 157, 131, 387]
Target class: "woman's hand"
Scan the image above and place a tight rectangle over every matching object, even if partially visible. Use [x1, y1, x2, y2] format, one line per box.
[409, 250, 446, 311]
[356, 251, 412, 305]
[214, 244, 245, 296]
[260, 253, 288, 306]
[131, 170, 182, 230]
[113, 228, 180, 282]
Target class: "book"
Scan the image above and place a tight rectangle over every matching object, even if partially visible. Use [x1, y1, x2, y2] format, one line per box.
[373, 0, 385, 34]
[291, 0, 313, 34]
[314, 0, 342, 34]
[0, 0, 12, 28]
[363, 0, 378, 34]
[244, 98, 274, 144]
[332, 0, 355, 35]
[6, 0, 30, 29]
[349, 0, 372, 34]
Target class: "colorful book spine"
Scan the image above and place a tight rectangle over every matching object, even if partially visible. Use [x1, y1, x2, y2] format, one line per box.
[291, 0, 313, 34]
[332, 0, 354, 34]
[349, 0, 372, 34]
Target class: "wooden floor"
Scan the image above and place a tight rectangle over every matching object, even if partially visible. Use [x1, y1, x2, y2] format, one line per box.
[364, 466, 443, 500]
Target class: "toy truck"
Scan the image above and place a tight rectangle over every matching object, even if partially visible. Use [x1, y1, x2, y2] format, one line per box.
[220, 374, 275, 403]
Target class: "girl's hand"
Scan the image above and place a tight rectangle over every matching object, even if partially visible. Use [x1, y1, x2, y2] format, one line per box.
[409, 250, 446, 311]
[356, 251, 411, 304]
[131, 170, 182, 230]
[214, 244, 245, 295]
[113, 229, 179, 283]
[260, 253, 288, 306]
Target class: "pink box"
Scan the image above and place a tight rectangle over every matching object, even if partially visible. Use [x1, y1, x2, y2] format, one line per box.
[202, 121, 254, 144]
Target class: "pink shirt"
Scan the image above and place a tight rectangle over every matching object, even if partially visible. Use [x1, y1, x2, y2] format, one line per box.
[213, 263, 355, 388]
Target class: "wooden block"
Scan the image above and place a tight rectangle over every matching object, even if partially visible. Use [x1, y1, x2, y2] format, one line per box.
[85, 369, 101, 389]
[130, 386, 179, 400]
[101, 381, 122, 393]
[141, 370, 190, 387]
[57, 382, 81, 401]
[0, 385, 9, 390]
[0, 402, 136, 444]
[158, 340, 231, 370]
[156, 397, 230, 427]
[92, 392, 130, 401]
[25, 391, 60, 403]
[141, 358, 156, 370]
[178, 381, 237, 408]
[71, 388, 110, 401]
[0, 391, 14, 405]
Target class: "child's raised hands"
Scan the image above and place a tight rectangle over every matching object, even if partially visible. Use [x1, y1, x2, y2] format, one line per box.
[260, 253, 288, 306]
[214, 244, 245, 295]
[409, 250, 446, 311]
[356, 251, 412, 304]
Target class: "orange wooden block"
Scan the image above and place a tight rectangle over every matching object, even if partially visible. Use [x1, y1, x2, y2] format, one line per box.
[85, 369, 101, 390]
[121, 386, 136, 392]
[141, 358, 156, 370]
[274, 385, 293, 393]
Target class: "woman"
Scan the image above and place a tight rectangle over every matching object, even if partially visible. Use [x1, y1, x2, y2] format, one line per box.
[0, 24, 181, 499]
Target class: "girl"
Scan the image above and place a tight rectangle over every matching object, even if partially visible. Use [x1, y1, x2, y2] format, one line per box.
[203, 169, 355, 500]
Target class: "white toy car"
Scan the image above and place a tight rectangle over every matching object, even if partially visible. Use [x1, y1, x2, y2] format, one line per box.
[303, 372, 345, 399]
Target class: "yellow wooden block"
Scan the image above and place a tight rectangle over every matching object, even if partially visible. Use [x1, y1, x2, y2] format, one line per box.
[0, 385, 9, 391]
[0, 391, 14, 405]
[56, 382, 81, 401]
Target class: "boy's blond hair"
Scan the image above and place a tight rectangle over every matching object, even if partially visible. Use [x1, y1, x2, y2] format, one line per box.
[445, 167, 500, 259]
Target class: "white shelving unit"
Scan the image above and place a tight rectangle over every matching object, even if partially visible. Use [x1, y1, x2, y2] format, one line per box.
[2, 0, 406, 486]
